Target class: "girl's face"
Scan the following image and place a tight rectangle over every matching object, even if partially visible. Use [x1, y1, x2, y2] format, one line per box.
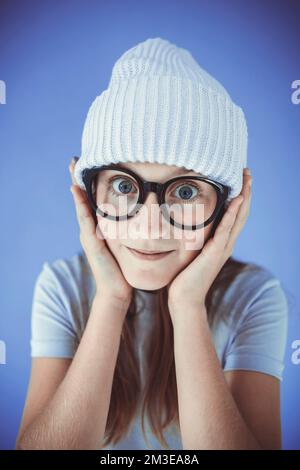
[96, 162, 215, 291]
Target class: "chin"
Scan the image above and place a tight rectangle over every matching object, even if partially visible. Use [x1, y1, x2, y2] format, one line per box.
[124, 272, 169, 291]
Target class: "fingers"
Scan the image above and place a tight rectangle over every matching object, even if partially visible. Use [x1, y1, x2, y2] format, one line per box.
[237, 167, 252, 218]
[69, 157, 96, 237]
[213, 195, 244, 249]
[225, 168, 252, 247]
[69, 157, 79, 186]
[211, 167, 252, 251]
[70, 184, 96, 237]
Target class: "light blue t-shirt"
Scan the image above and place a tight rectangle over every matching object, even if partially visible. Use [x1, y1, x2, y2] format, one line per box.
[30, 251, 288, 450]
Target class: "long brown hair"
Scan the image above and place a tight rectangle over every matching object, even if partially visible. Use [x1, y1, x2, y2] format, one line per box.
[100, 203, 250, 449]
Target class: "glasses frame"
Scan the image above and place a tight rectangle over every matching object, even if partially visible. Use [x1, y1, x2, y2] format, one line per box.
[82, 164, 230, 231]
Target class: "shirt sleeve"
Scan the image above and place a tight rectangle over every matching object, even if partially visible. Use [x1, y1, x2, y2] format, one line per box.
[30, 261, 79, 358]
[224, 277, 289, 381]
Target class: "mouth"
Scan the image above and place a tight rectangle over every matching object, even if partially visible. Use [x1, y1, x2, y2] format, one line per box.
[125, 247, 175, 261]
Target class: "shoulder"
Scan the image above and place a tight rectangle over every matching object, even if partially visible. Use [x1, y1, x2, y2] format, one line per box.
[218, 261, 289, 381]
[235, 262, 288, 322]
[217, 260, 288, 313]
[31, 251, 96, 357]
[33, 250, 96, 325]
[211, 259, 289, 348]
[38, 250, 90, 281]
[37, 250, 93, 291]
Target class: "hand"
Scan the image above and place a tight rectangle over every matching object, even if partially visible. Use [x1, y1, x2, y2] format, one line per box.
[167, 168, 252, 317]
[69, 157, 133, 308]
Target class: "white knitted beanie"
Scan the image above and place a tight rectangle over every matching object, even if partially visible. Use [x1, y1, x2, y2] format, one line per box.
[74, 37, 248, 201]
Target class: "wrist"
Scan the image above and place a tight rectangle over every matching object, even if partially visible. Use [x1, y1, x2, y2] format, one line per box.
[92, 292, 131, 319]
[168, 296, 206, 313]
[169, 301, 208, 326]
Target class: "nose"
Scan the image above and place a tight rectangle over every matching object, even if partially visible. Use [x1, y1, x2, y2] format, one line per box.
[143, 190, 159, 205]
[131, 191, 167, 238]
[138, 191, 160, 222]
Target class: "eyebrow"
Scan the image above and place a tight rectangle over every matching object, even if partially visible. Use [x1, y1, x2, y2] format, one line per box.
[116, 163, 203, 178]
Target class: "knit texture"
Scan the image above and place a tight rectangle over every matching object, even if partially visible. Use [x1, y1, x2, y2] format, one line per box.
[74, 37, 248, 200]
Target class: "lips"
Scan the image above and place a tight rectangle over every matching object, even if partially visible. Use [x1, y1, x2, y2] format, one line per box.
[132, 249, 172, 254]
[126, 247, 174, 261]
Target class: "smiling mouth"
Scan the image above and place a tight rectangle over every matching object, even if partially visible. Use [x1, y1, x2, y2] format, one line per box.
[126, 247, 175, 260]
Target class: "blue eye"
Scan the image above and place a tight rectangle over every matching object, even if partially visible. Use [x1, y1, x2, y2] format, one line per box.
[109, 177, 138, 197]
[172, 183, 199, 201]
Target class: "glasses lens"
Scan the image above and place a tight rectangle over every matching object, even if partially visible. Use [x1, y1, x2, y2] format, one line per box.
[90, 171, 219, 227]
[91, 169, 140, 218]
[164, 178, 218, 228]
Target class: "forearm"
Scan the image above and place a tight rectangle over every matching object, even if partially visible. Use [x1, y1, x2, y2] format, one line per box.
[171, 305, 261, 450]
[17, 294, 129, 450]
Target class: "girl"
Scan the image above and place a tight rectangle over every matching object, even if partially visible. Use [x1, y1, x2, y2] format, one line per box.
[16, 38, 288, 450]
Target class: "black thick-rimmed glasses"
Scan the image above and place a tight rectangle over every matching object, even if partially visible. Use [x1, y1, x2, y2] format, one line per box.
[82, 164, 230, 231]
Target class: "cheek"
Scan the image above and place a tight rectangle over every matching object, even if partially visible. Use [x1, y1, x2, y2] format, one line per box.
[174, 224, 212, 253]
[174, 223, 214, 269]
[95, 217, 123, 254]
[99, 236, 121, 268]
